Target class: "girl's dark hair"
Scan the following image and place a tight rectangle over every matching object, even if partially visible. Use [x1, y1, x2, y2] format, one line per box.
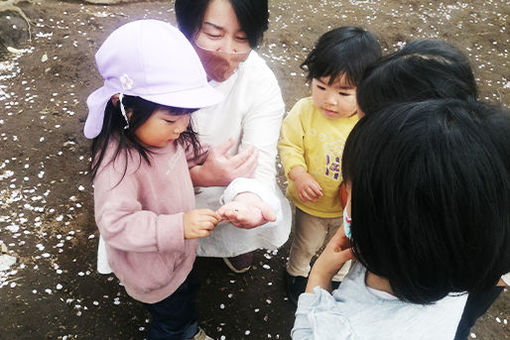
[358, 40, 478, 116]
[342, 99, 510, 304]
[300, 26, 382, 86]
[175, 0, 269, 48]
[90, 95, 200, 181]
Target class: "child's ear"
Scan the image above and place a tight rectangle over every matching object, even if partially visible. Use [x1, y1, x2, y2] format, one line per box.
[344, 181, 352, 202]
[110, 93, 120, 107]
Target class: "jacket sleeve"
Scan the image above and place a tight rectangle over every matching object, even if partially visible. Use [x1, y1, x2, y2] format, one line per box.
[93, 159, 185, 254]
[278, 99, 308, 177]
[292, 287, 353, 340]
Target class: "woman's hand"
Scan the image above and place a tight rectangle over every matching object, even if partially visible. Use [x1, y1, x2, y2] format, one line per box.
[289, 166, 323, 202]
[217, 192, 276, 229]
[306, 226, 354, 293]
[183, 209, 221, 239]
[189, 138, 258, 187]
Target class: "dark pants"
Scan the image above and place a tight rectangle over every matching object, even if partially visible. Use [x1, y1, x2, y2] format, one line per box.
[454, 286, 503, 340]
[143, 267, 200, 340]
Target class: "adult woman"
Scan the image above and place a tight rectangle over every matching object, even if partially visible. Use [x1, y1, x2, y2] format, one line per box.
[175, 0, 291, 272]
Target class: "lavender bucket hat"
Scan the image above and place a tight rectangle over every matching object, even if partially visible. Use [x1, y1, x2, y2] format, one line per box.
[84, 19, 223, 139]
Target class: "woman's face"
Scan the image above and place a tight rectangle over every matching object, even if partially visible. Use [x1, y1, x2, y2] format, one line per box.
[193, 0, 251, 82]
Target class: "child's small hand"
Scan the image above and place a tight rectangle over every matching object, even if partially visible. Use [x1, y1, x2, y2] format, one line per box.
[288, 166, 323, 202]
[306, 226, 354, 292]
[183, 209, 221, 239]
[217, 192, 276, 229]
[294, 172, 323, 203]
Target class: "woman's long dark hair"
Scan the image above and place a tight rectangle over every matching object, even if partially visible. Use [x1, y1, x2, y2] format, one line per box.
[90, 95, 201, 182]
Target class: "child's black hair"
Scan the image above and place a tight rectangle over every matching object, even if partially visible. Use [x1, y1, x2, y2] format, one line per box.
[358, 40, 478, 116]
[90, 95, 201, 181]
[175, 0, 268, 49]
[300, 26, 382, 87]
[342, 99, 510, 304]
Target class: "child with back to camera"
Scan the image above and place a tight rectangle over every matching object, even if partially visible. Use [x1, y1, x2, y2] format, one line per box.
[356, 39, 510, 340]
[292, 99, 510, 339]
[277, 26, 381, 304]
[356, 39, 478, 117]
[84, 20, 224, 340]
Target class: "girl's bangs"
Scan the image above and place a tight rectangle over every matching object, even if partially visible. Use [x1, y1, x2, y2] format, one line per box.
[158, 105, 199, 115]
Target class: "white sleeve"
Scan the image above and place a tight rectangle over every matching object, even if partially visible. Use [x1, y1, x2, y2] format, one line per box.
[221, 177, 282, 228]
[220, 54, 286, 226]
[239, 57, 285, 191]
[501, 273, 510, 286]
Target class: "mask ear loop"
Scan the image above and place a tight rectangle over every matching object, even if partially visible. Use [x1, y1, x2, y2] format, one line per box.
[118, 93, 130, 130]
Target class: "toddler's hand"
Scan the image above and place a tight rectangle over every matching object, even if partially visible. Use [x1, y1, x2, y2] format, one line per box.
[294, 172, 323, 203]
[217, 192, 276, 229]
[306, 226, 353, 292]
[183, 209, 221, 239]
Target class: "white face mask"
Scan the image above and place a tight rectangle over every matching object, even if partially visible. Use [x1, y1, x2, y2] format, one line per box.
[343, 205, 352, 239]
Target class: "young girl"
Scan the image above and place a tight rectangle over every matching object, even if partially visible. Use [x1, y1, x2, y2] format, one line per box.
[84, 20, 223, 340]
[292, 99, 510, 339]
[357, 39, 478, 116]
[356, 39, 508, 340]
[277, 26, 381, 304]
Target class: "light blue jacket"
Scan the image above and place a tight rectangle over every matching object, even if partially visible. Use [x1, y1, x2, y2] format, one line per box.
[292, 262, 468, 340]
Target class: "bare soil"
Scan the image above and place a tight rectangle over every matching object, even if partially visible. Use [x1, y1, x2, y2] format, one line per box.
[0, 0, 509, 339]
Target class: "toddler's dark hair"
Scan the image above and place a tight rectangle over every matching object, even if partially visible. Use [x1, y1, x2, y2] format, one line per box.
[358, 40, 478, 116]
[301, 26, 382, 86]
[342, 99, 510, 304]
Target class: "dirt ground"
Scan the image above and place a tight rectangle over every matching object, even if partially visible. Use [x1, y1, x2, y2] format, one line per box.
[0, 0, 509, 339]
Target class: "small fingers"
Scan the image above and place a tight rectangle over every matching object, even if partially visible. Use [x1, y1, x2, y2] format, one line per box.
[203, 220, 216, 230]
[197, 209, 222, 221]
[308, 182, 323, 197]
[298, 191, 310, 203]
[300, 188, 316, 202]
[197, 229, 211, 238]
[305, 187, 319, 200]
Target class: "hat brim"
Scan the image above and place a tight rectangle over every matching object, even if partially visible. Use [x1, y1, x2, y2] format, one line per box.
[84, 85, 223, 139]
[139, 85, 223, 110]
[84, 86, 116, 139]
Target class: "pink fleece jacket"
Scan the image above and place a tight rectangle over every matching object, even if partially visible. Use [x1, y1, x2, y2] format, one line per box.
[93, 140, 200, 303]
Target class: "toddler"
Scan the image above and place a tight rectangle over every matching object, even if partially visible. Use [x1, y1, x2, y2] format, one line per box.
[356, 39, 508, 339]
[278, 26, 381, 304]
[292, 99, 510, 339]
[84, 20, 223, 340]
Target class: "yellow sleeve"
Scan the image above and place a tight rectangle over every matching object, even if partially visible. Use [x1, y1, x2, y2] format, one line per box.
[278, 99, 309, 178]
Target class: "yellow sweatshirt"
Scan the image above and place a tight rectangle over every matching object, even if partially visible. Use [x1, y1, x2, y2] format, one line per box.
[278, 97, 358, 218]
